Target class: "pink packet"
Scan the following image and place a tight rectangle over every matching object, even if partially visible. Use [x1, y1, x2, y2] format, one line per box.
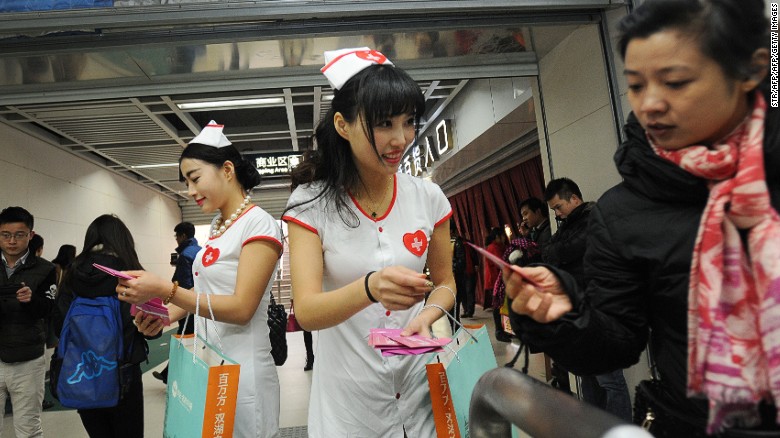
[131, 298, 171, 325]
[466, 242, 542, 288]
[92, 263, 135, 280]
[385, 334, 451, 348]
[368, 328, 403, 347]
[380, 346, 443, 356]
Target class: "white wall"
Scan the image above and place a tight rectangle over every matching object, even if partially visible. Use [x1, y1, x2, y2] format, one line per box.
[533, 20, 652, 395]
[533, 23, 622, 202]
[0, 122, 180, 279]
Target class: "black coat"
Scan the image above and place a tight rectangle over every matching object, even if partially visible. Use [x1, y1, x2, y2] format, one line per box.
[510, 88, 780, 421]
[541, 202, 594, 288]
[0, 254, 56, 362]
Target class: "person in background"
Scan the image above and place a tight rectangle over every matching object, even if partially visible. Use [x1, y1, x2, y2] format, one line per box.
[152, 221, 201, 385]
[543, 177, 632, 422]
[45, 244, 76, 410]
[506, 0, 779, 435]
[27, 233, 53, 411]
[460, 232, 478, 318]
[283, 47, 455, 437]
[54, 214, 162, 438]
[51, 245, 76, 288]
[118, 121, 283, 438]
[28, 234, 44, 258]
[519, 197, 550, 247]
[451, 220, 468, 322]
[483, 226, 509, 342]
[0, 207, 57, 438]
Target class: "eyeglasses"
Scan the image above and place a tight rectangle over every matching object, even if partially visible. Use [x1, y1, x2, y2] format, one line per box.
[0, 232, 30, 241]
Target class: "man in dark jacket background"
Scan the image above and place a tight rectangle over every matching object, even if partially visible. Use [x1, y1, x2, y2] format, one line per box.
[153, 221, 201, 384]
[543, 178, 632, 422]
[519, 197, 551, 248]
[0, 206, 56, 437]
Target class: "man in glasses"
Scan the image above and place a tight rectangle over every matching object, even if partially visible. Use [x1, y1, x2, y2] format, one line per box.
[0, 206, 56, 437]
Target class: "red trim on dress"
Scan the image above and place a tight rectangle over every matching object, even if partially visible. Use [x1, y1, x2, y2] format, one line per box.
[348, 174, 397, 222]
[434, 210, 453, 228]
[243, 236, 284, 257]
[282, 215, 319, 235]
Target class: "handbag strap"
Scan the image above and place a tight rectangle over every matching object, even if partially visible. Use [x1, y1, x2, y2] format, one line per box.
[191, 291, 226, 360]
[420, 302, 478, 363]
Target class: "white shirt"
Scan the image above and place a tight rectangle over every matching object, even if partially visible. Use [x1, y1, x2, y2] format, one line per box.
[284, 173, 452, 438]
[192, 205, 282, 438]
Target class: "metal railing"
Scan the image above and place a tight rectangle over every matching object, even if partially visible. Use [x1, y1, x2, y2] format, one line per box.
[470, 367, 653, 438]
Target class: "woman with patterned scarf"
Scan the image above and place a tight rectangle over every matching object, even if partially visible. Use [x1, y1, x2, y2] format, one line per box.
[505, 0, 780, 436]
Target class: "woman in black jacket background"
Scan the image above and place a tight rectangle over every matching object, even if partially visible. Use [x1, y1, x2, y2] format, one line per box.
[506, 0, 780, 436]
[54, 215, 162, 438]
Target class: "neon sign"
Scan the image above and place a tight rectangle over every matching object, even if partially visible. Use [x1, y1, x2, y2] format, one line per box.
[400, 119, 454, 176]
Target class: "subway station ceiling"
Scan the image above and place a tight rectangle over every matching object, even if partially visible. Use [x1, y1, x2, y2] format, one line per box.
[0, 0, 623, 219]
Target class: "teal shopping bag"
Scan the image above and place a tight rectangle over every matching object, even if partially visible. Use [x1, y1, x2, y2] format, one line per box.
[163, 334, 240, 438]
[427, 324, 497, 436]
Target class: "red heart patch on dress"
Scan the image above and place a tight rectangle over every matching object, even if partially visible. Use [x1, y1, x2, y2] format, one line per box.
[202, 246, 220, 267]
[403, 230, 428, 257]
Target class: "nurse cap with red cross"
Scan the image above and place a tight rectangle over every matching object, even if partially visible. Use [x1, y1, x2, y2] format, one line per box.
[321, 47, 394, 90]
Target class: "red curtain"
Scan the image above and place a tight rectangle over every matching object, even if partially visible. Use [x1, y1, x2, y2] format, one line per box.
[448, 155, 545, 305]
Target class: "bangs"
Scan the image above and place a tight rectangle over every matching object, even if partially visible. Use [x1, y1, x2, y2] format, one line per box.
[356, 65, 425, 124]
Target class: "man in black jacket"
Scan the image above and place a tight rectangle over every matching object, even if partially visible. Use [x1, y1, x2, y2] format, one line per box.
[543, 178, 632, 422]
[0, 206, 56, 437]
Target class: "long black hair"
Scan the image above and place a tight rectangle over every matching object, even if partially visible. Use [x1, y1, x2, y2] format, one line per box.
[179, 142, 261, 193]
[71, 214, 143, 272]
[286, 63, 426, 226]
[618, 0, 768, 81]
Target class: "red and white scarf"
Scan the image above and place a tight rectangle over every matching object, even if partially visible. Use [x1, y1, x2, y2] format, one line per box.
[652, 93, 780, 434]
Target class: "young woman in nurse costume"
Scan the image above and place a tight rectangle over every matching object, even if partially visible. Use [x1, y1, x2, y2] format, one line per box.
[282, 48, 456, 437]
[117, 122, 283, 438]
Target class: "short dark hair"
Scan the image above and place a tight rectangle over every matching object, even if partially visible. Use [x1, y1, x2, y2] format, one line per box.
[174, 222, 196, 239]
[0, 206, 34, 229]
[617, 0, 768, 81]
[29, 234, 44, 254]
[519, 197, 546, 214]
[544, 178, 582, 202]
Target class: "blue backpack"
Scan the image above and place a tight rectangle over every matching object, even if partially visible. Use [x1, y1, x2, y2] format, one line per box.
[52, 295, 128, 409]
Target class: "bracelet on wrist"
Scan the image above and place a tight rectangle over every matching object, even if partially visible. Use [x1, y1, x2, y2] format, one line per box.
[364, 271, 378, 303]
[431, 284, 456, 302]
[164, 281, 178, 305]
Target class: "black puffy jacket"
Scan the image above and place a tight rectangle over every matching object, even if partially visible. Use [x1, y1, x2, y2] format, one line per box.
[0, 254, 56, 362]
[541, 202, 594, 288]
[510, 87, 780, 421]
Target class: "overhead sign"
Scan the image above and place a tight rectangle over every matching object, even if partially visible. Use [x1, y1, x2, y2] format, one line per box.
[400, 119, 454, 176]
[250, 153, 303, 177]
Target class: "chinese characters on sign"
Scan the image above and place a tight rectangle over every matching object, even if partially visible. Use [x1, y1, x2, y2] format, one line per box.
[212, 372, 231, 438]
[253, 153, 303, 177]
[401, 119, 454, 176]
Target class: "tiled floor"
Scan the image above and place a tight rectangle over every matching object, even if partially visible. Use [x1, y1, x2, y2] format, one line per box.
[2, 305, 555, 437]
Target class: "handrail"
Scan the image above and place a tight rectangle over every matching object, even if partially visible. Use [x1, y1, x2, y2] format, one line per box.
[469, 367, 653, 438]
